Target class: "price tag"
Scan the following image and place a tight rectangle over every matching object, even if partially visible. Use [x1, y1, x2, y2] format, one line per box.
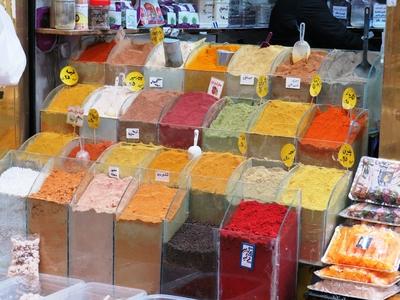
[150, 27, 164, 45]
[67, 106, 77, 125]
[256, 76, 268, 98]
[149, 77, 164, 88]
[60, 66, 79, 86]
[240, 242, 255, 270]
[387, 0, 397, 7]
[126, 128, 140, 140]
[238, 133, 247, 155]
[342, 87, 357, 110]
[207, 77, 224, 98]
[338, 143, 355, 169]
[310, 74, 322, 97]
[280, 143, 296, 168]
[125, 71, 145, 92]
[75, 107, 84, 127]
[155, 170, 170, 183]
[373, 4, 386, 28]
[108, 166, 120, 179]
[240, 74, 255, 86]
[87, 108, 100, 129]
[285, 77, 301, 89]
[332, 5, 348, 19]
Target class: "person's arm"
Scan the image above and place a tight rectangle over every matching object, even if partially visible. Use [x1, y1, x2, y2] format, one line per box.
[299, 0, 363, 50]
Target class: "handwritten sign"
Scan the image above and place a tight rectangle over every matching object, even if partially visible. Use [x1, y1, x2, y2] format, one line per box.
[342, 87, 357, 110]
[67, 106, 84, 127]
[155, 170, 170, 183]
[240, 242, 256, 270]
[125, 71, 145, 92]
[207, 77, 224, 98]
[285, 77, 301, 89]
[338, 143, 355, 169]
[256, 75, 268, 98]
[310, 74, 322, 97]
[240, 74, 255, 86]
[60, 66, 79, 86]
[87, 108, 100, 129]
[280, 143, 296, 168]
[126, 128, 140, 140]
[149, 77, 164, 88]
[108, 166, 120, 179]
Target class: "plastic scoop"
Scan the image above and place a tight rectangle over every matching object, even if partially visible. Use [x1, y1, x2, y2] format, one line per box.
[188, 129, 202, 159]
[76, 138, 90, 161]
[260, 32, 273, 48]
[216, 50, 235, 66]
[355, 7, 375, 78]
[292, 22, 311, 64]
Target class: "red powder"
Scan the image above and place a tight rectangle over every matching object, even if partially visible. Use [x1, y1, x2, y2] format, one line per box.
[68, 141, 112, 161]
[220, 201, 298, 300]
[77, 41, 116, 63]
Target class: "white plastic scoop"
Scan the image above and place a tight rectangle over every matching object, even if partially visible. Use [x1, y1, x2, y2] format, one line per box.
[188, 129, 202, 159]
[292, 22, 311, 64]
[76, 138, 90, 161]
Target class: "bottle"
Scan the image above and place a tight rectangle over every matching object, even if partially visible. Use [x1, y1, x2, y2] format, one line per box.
[76, 0, 89, 30]
[55, 0, 76, 30]
[89, 0, 111, 30]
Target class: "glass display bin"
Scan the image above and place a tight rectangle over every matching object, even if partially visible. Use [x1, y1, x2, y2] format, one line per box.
[59, 137, 114, 161]
[277, 164, 352, 265]
[269, 49, 328, 102]
[46, 282, 147, 300]
[0, 86, 20, 157]
[0, 151, 47, 270]
[114, 170, 189, 293]
[69, 162, 139, 284]
[27, 157, 93, 276]
[202, 97, 258, 155]
[118, 90, 181, 144]
[40, 84, 101, 134]
[246, 100, 314, 160]
[69, 60, 106, 85]
[0, 274, 84, 299]
[297, 105, 368, 170]
[144, 40, 205, 92]
[226, 45, 288, 99]
[218, 191, 300, 300]
[183, 44, 241, 96]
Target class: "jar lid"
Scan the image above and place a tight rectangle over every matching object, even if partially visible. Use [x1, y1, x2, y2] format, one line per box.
[90, 0, 110, 5]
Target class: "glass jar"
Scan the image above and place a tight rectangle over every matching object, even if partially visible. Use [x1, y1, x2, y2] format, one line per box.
[89, 0, 111, 30]
[54, 0, 76, 30]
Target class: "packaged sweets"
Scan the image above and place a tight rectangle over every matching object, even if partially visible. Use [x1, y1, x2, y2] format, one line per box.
[322, 224, 400, 272]
[340, 203, 400, 226]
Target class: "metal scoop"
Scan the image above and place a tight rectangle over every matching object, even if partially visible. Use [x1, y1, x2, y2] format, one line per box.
[355, 6, 375, 78]
[292, 22, 311, 64]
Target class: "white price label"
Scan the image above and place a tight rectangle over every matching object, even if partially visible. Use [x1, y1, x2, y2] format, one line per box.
[240, 74, 255, 86]
[155, 170, 170, 183]
[108, 166, 120, 179]
[207, 77, 224, 98]
[285, 77, 301, 89]
[75, 107, 84, 127]
[387, 0, 396, 7]
[66, 106, 84, 127]
[240, 242, 255, 270]
[126, 128, 140, 140]
[373, 4, 386, 28]
[332, 5, 348, 20]
[149, 77, 164, 88]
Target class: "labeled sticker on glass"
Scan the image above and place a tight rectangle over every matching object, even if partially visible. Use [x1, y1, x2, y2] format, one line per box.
[310, 74, 322, 97]
[207, 77, 224, 98]
[60, 66, 79, 86]
[108, 166, 120, 179]
[356, 236, 373, 250]
[240, 242, 256, 270]
[285, 77, 301, 89]
[87, 108, 100, 129]
[150, 27, 165, 45]
[75, 107, 84, 127]
[280, 143, 296, 168]
[126, 128, 140, 140]
[342, 87, 357, 110]
[332, 5, 348, 19]
[338, 143, 355, 169]
[238, 133, 247, 155]
[256, 75, 268, 98]
[125, 71, 145, 92]
[240, 74, 255, 86]
[155, 170, 170, 183]
[149, 77, 164, 88]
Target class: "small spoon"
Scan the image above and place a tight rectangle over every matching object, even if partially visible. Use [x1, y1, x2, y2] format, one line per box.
[292, 22, 311, 64]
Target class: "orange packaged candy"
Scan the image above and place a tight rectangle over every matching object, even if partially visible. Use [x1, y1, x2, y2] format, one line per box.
[322, 224, 400, 272]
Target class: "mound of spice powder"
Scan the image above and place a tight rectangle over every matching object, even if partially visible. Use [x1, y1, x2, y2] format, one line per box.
[220, 201, 298, 299]
[68, 141, 113, 161]
[77, 41, 117, 63]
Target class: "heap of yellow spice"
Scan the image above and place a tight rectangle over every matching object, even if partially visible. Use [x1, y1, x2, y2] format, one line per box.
[24, 132, 76, 156]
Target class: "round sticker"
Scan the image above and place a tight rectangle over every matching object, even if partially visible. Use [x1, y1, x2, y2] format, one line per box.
[256, 75, 268, 98]
[150, 27, 164, 45]
[338, 143, 355, 169]
[60, 66, 79, 86]
[87, 108, 100, 129]
[342, 87, 357, 110]
[238, 133, 247, 155]
[280, 143, 296, 168]
[310, 74, 322, 97]
[124, 71, 145, 92]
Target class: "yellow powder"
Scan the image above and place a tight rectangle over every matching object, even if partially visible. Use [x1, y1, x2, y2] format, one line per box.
[24, 132, 76, 156]
[281, 165, 346, 211]
[251, 100, 311, 137]
[103, 143, 159, 168]
[191, 152, 244, 194]
[118, 184, 183, 223]
[47, 84, 100, 113]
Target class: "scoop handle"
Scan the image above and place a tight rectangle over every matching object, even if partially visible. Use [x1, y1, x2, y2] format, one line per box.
[362, 7, 370, 63]
[193, 129, 199, 146]
[299, 22, 305, 42]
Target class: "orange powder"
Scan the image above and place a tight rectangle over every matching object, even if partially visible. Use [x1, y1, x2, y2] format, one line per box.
[185, 44, 241, 72]
[78, 41, 117, 63]
[118, 184, 183, 223]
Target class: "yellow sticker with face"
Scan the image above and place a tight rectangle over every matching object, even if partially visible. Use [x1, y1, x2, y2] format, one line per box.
[280, 143, 296, 168]
[342, 87, 357, 110]
[338, 143, 355, 169]
[256, 75, 268, 99]
[124, 71, 145, 92]
[310, 74, 322, 97]
[87, 108, 100, 129]
[238, 133, 247, 155]
[60, 66, 79, 86]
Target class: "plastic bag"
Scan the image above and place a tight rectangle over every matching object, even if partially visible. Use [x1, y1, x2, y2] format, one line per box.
[0, 4, 26, 85]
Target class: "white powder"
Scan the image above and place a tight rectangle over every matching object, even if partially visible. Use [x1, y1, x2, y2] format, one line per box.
[0, 167, 40, 197]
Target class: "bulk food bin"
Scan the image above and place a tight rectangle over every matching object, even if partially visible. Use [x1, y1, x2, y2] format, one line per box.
[269, 49, 328, 102]
[225, 45, 288, 99]
[183, 44, 241, 96]
[80, 85, 139, 141]
[218, 191, 300, 300]
[46, 282, 147, 300]
[40, 84, 100, 134]
[0, 274, 84, 299]
[277, 164, 352, 265]
[105, 37, 154, 85]
[246, 100, 314, 160]
[69, 162, 139, 284]
[144, 39, 205, 92]
[297, 105, 368, 170]
[27, 157, 93, 276]
[114, 170, 189, 293]
[118, 90, 181, 144]
[202, 97, 258, 155]
[0, 151, 47, 270]
[59, 137, 114, 161]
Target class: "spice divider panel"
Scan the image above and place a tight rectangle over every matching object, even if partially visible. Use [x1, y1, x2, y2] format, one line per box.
[69, 60, 106, 85]
[183, 69, 227, 96]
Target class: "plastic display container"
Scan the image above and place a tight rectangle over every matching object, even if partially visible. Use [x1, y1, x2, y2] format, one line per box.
[0, 151, 47, 270]
[277, 164, 352, 265]
[46, 282, 146, 300]
[27, 157, 92, 276]
[297, 105, 368, 170]
[114, 172, 189, 293]
[69, 60, 106, 85]
[69, 163, 138, 284]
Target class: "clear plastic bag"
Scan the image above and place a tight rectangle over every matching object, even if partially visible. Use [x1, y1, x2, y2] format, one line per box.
[340, 202, 400, 226]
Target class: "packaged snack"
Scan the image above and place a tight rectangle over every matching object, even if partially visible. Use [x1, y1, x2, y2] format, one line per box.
[340, 203, 400, 226]
[135, 0, 164, 26]
[322, 224, 400, 272]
